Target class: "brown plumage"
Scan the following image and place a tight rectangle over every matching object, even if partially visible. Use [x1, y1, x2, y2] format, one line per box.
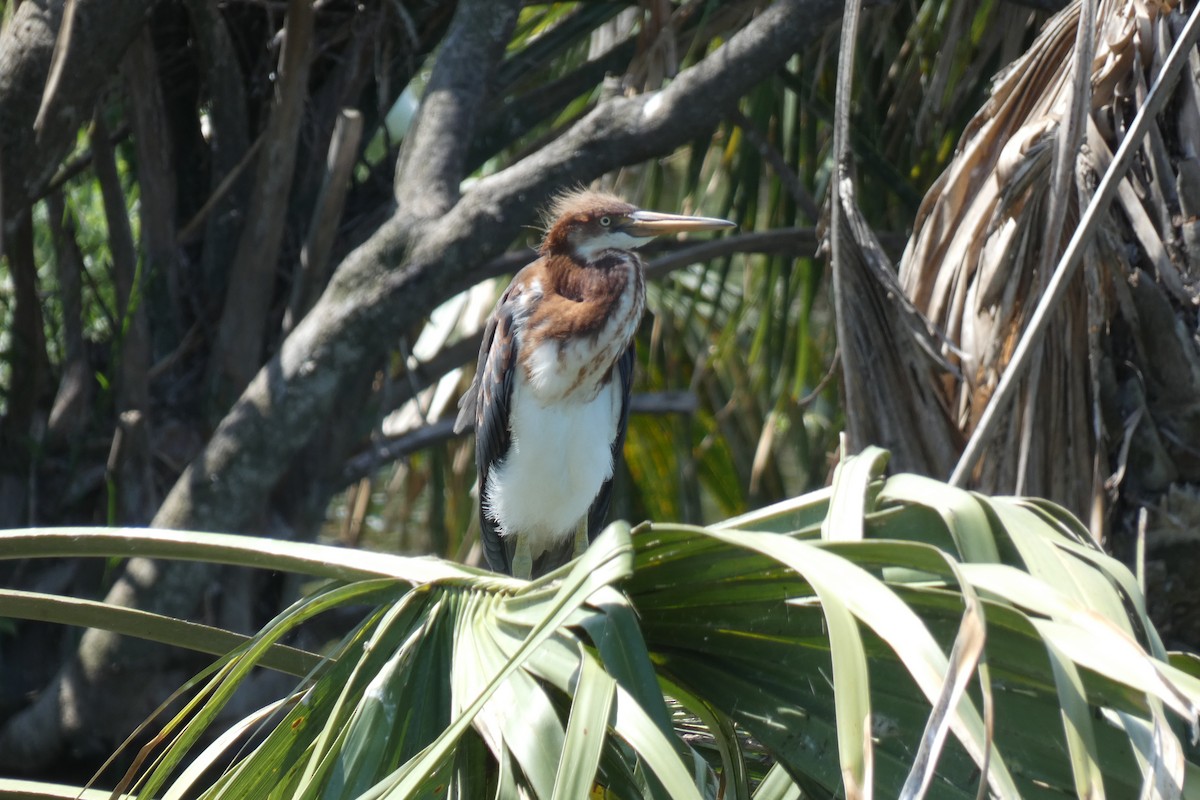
[455, 189, 734, 577]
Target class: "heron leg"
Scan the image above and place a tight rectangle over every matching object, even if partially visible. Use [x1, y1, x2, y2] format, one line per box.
[512, 536, 533, 580]
[573, 517, 589, 559]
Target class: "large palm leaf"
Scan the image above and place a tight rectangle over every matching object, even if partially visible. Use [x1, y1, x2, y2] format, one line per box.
[1, 450, 1197, 799]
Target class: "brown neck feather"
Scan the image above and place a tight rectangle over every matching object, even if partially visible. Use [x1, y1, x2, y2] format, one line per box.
[536, 252, 641, 338]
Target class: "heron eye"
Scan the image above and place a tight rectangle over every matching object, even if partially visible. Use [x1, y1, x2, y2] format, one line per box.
[599, 216, 612, 227]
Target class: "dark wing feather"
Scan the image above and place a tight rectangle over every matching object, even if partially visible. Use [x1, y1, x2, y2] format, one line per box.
[453, 314, 493, 435]
[586, 341, 636, 541]
[458, 297, 520, 574]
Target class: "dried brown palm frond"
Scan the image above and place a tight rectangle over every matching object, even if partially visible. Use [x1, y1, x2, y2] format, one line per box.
[897, 0, 1200, 554]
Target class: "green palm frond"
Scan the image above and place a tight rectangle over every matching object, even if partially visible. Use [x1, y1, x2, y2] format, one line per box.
[1, 450, 1197, 798]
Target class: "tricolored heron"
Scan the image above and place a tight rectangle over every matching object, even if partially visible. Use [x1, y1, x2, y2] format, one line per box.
[455, 189, 735, 578]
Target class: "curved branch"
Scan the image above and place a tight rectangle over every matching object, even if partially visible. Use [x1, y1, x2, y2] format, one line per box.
[464, 0, 841, 220]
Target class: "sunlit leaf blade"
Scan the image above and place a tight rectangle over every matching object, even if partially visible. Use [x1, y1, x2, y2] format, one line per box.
[551, 647, 615, 800]
[750, 764, 804, 800]
[1042, 637, 1107, 800]
[0, 588, 320, 676]
[0, 527, 494, 585]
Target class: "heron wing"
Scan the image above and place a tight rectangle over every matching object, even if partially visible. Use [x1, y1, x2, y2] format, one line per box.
[452, 320, 490, 436]
[463, 291, 521, 575]
[586, 341, 635, 542]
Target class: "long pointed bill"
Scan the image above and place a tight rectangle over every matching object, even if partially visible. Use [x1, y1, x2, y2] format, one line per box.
[623, 209, 736, 237]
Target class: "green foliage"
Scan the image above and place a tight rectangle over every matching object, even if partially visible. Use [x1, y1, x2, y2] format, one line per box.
[0, 450, 1196, 799]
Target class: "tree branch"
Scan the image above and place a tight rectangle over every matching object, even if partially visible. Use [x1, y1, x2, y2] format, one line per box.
[183, 0, 253, 298]
[0, 0, 147, 215]
[393, 0, 523, 218]
[93, 111, 156, 522]
[45, 191, 90, 442]
[284, 109, 364, 334]
[464, 36, 637, 175]
[123, 28, 183, 353]
[0, 216, 48, 527]
[207, 0, 314, 404]
[464, 0, 842, 218]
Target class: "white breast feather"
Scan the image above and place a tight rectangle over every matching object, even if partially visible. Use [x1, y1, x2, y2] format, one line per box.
[484, 374, 622, 554]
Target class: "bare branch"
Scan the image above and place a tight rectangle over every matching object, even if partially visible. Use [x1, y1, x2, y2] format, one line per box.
[30, 123, 131, 206]
[93, 111, 157, 522]
[33, 0, 81, 134]
[124, 29, 183, 348]
[393, 0, 523, 217]
[644, 228, 826, 280]
[175, 136, 264, 245]
[466, 38, 637, 174]
[206, 0, 314, 404]
[465, 0, 842, 218]
[0, 216, 48, 527]
[183, 0, 254, 288]
[45, 192, 90, 441]
[285, 109, 364, 333]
